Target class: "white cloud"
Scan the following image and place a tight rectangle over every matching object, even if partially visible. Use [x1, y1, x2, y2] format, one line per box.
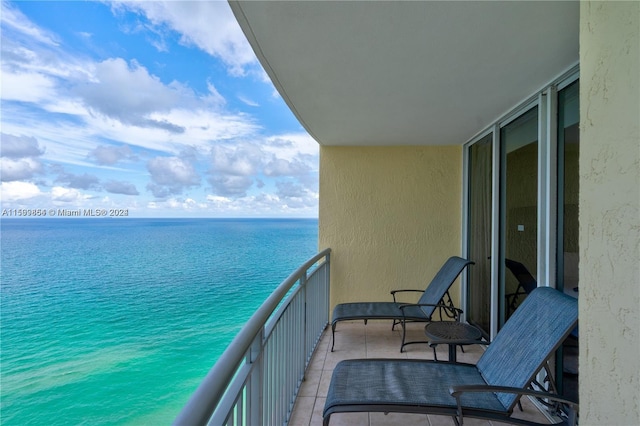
[208, 175, 253, 197]
[147, 156, 200, 198]
[0, 181, 43, 202]
[73, 58, 192, 133]
[0, 157, 44, 181]
[141, 190, 317, 218]
[237, 94, 259, 107]
[89, 144, 135, 165]
[147, 156, 199, 186]
[263, 133, 319, 163]
[2, 72, 259, 167]
[206, 134, 319, 199]
[1, 3, 94, 110]
[2, 7, 260, 160]
[54, 169, 100, 190]
[136, 108, 258, 150]
[263, 157, 309, 177]
[210, 143, 262, 176]
[51, 186, 89, 203]
[113, 1, 259, 76]
[0, 133, 45, 181]
[208, 143, 265, 197]
[206, 194, 231, 203]
[205, 81, 226, 106]
[276, 181, 306, 199]
[0, 2, 60, 47]
[145, 197, 207, 213]
[275, 181, 318, 210]
[0, 70, 58, 104]
[104, 180, 139, 196]
[0, 133, 44, 158]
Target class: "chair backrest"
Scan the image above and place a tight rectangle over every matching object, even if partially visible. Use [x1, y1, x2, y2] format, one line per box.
[505, 258, 537, 294]
[417, 256, 474, 318]
[476, 287, 578, 410]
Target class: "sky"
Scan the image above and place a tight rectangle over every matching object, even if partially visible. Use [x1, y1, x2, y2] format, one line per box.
[0, 1, 319, 218]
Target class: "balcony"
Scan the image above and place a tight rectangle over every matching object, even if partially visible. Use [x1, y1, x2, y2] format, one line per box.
[175, 251, 556, 426]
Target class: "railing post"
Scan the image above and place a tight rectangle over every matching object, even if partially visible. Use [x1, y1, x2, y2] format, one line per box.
[248, 327, 264, 425]
[326, 252, 331, 327]
[301, 271, 308, 380]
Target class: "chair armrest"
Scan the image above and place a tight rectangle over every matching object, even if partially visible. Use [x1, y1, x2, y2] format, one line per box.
[390, 289, 424, 302]
[390, 289, 424, 295]
[449, 384, 578, 426]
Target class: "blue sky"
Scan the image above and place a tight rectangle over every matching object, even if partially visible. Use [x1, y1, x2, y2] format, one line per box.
[0, 1, 319, 218]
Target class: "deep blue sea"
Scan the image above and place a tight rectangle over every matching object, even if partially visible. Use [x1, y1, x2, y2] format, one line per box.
[0, 218, 318, 425]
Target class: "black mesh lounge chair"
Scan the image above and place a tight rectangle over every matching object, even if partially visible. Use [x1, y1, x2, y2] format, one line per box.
[323, 287, 578, 426]
[505, 258, 538, 317]
[331, 256, 474, 352]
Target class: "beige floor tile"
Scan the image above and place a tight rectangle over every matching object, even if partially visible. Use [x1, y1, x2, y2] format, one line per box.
[509, 396, 553, 424]
[427, 414, 456, 425]
[370, 412, 429, 425]
[289, 396, 315, 426]
[308, 351, 326, 370]
[299, 368, 322, 397]
[309, 397, 327, 426]
[322, 412, 369, 426]
[323, 348, 366, 369]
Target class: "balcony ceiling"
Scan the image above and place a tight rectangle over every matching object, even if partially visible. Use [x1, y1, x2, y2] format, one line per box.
[230, 1, 579, 146]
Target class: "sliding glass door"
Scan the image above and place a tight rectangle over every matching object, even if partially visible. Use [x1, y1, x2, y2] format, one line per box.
[467, 133, 493, 336]
[500, 107, 539, 326]
[466, 105, 541, 333]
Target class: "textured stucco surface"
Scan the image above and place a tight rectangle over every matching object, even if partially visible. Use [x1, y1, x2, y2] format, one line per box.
[580, 2, 640, 424]
[318, 146, 463, 313]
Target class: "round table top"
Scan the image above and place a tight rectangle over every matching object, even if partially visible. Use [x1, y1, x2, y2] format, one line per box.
[424, 321, 482, 341]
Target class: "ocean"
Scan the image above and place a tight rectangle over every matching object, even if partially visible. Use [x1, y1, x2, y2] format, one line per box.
[0, 218, 318, 425]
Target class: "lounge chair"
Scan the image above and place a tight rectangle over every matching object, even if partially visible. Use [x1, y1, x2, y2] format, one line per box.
[323, 287, 578, 426]
[505, 258, 538, 318]
[330, 256, 474, 352]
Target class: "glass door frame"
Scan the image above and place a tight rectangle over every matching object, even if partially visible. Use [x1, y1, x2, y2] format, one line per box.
[462, 65, 579, 341]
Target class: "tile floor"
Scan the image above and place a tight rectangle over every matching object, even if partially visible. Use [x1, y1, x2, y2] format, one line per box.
[289, 320, 554, 426]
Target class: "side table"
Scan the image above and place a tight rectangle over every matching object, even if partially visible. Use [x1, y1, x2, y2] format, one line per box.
[424, 321, 483, 362]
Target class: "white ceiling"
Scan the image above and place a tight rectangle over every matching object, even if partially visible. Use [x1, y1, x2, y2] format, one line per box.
[230, 1, 579, 146]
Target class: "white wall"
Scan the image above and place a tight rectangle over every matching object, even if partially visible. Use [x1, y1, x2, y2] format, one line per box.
[579, 2, 640, 424]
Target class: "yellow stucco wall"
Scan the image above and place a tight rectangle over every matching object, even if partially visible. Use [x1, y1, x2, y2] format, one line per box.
[318, 145, 463, 313]
[580, 1, 640, 424]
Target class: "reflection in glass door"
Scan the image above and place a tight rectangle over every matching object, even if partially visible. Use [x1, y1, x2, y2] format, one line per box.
[500, 107, 538, 327]
[467, 134, 493, 336]
[557, 81, 579, 402]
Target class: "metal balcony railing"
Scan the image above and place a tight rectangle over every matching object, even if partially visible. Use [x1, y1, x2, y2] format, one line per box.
[174, 248, 331, 426]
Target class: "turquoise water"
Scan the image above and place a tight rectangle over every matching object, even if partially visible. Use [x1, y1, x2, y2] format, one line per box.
[0, 218, 318, 425]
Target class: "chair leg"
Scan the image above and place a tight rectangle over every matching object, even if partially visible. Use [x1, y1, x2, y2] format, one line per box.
[331, 323, 337, 352]
[391, 319, 399, 331]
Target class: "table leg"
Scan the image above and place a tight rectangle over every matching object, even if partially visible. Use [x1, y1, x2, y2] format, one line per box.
[448, 344, 457, 362]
